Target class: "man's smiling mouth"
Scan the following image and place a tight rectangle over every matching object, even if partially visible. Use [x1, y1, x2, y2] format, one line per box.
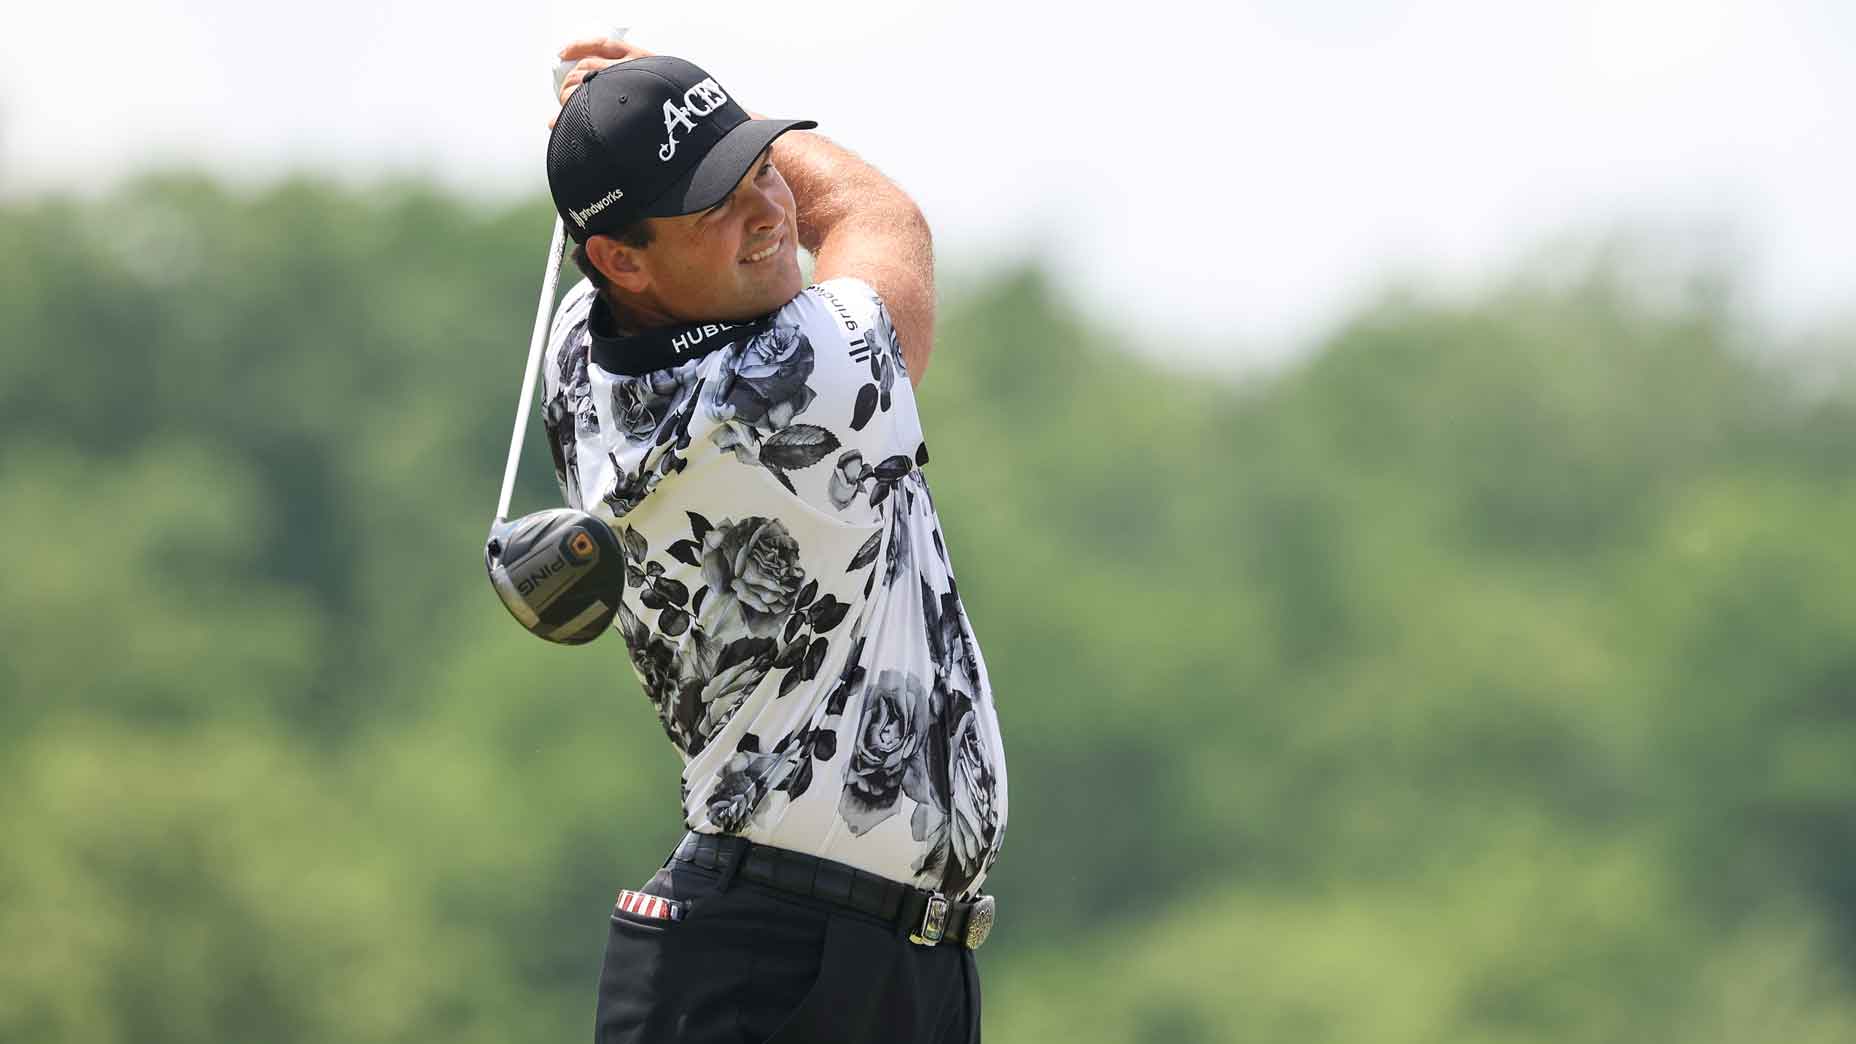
[740, 234, 783, 264]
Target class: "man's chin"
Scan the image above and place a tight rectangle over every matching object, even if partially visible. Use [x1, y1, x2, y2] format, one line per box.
[748, 266, 805, 314]
[686, 265, 804, 324]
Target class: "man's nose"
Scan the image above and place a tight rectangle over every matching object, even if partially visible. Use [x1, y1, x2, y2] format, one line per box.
[744, 183, 782, 231]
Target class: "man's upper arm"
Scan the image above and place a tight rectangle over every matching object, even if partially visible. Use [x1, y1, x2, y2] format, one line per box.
[807, 201, 934, 386]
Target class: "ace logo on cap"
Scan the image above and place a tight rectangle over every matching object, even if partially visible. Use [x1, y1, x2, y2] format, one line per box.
[659, 78, 731, 162]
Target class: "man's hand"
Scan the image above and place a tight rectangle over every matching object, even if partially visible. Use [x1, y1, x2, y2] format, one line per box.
[549, 37, 658, 127]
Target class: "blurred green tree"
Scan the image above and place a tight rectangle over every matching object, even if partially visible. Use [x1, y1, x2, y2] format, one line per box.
[1, 174, 1851, 1043]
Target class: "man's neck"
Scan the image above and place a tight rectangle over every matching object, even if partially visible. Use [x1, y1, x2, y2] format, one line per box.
[593, 290, 679, 339]
[586, 302, 771, 377]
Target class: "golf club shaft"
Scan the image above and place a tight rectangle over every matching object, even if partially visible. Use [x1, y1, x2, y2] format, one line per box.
[494, 26, 632, 526]
[495, 215, 569, 524]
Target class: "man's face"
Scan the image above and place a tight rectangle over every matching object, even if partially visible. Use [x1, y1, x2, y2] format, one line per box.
[635, 149, 803, 323]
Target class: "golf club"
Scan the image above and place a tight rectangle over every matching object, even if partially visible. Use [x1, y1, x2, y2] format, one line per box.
[483, 27, 632, 646]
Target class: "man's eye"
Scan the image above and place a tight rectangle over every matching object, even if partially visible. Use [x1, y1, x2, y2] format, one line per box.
[757, 162, 774, 178]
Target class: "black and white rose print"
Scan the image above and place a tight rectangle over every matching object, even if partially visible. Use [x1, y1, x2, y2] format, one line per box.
[947, 704, 1001, 881]
[848, 305, 902, 433]
[705, 750, 784, 833]
[543, 279, 1006, 892]
[839, 668, 931, 835]
[824, 531, 1002, 893]
[706, 693, 846, 832]
[699, 515, 805, 638]
[710, 324, 816, 433]
[708, 326, 843, 494]
[610, 511, 851, 779]
[600, 364, 705, 517]
[543, 333, 597, 491]
[611, 357, 703, 443]
[909, 575, 1003, 895]
[826, 442, 928, 511]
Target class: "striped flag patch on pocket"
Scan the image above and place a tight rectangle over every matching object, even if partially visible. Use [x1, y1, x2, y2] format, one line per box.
[615, 889, 684, 922]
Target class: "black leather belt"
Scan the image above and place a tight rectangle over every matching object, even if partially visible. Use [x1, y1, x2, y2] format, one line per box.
[670, 832, 996, 950]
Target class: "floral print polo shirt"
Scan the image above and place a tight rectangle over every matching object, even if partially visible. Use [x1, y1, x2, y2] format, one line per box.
[539, 276, 1007, 898]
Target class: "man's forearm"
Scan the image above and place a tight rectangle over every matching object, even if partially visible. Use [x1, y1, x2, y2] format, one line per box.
[769, 130, 922, 253]
[767, 128, 936, 379]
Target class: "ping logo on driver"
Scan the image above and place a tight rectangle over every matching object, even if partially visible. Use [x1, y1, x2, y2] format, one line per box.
[514, 556, 568, 597]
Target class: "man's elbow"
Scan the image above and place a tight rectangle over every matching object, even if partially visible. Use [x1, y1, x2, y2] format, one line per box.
[897, 200, 933, 275]
[858, 184, 929, 262]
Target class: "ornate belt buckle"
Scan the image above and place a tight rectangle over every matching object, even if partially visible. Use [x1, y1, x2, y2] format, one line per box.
[963, 895, 996, 949]
[910, 892, 950, 946]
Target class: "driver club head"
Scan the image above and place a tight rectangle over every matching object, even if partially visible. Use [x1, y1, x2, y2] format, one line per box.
[485, 508, 626, 645]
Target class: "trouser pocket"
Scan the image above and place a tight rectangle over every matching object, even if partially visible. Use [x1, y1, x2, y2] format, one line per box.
[595, 905, 675, 1043]
[595, 876, 741, 1044]
[761, 914, 900, 1044]
[597, 872, 832, 1044]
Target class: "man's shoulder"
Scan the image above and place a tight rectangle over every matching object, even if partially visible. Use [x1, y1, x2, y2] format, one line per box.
[553, 279, 599, 334]
[772, 278, 900, 371]
[542, 280, 598, 387]
[779, 278, 885, 336]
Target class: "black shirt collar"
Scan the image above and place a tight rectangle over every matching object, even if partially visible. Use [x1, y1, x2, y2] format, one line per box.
[588, 294, 773, 376]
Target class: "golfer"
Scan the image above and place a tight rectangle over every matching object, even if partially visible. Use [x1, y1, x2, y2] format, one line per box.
[540, 38, 1008, 1044]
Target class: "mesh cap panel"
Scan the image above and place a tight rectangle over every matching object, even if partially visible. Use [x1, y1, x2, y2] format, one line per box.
[549, 92, 600, 179]
[548, 92, 613, 240]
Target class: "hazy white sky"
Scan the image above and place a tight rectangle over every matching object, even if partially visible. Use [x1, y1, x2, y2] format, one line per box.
[3, 0, 1850, 364]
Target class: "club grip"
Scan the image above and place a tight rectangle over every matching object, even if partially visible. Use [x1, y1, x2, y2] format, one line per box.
[553, 26, 631, 96]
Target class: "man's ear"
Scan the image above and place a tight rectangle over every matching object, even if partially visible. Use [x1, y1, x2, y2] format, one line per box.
[585, 234, 651, 294]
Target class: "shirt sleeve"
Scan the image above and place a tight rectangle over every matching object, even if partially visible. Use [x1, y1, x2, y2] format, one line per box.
[770, 277, 928, 524]
[537, 280, 599, 511]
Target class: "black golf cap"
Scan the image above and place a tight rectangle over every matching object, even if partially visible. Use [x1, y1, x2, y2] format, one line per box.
[547, 56, 816, 242]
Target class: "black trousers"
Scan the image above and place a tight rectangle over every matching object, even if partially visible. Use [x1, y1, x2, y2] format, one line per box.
[595, 856, 982, 1043]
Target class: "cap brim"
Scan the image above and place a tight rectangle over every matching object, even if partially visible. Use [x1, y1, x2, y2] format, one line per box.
[640, 117, 817, 219]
